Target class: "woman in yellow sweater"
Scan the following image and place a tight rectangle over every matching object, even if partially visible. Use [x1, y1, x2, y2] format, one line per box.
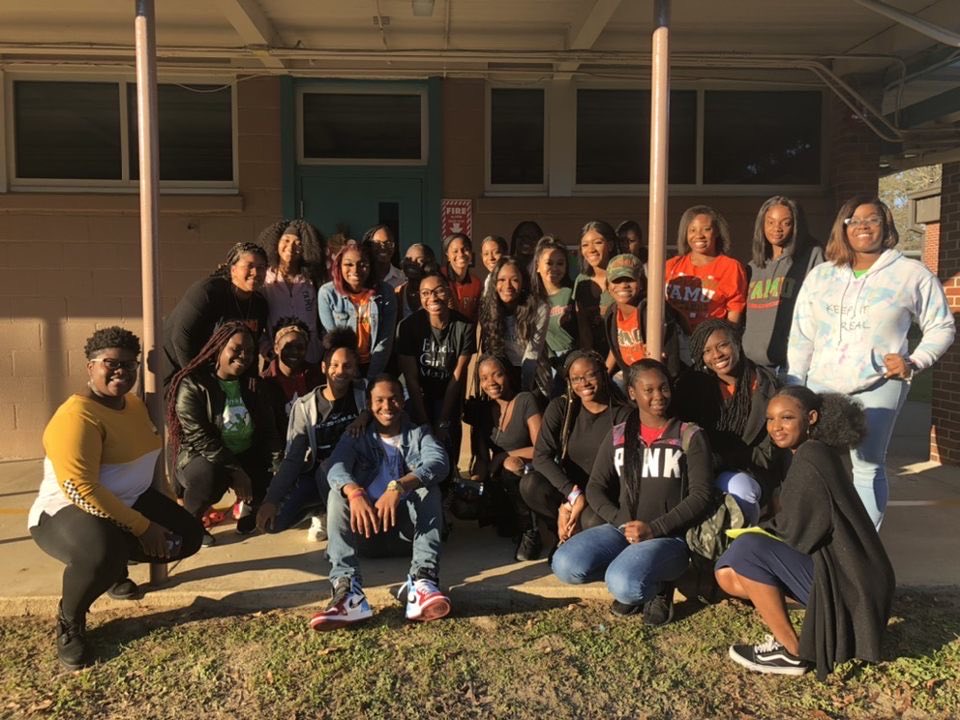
[28, 327, 203, 671]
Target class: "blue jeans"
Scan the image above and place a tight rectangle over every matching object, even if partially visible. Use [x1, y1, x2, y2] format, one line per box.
[269, 470, 329, 533]
[716, 470, 761, 526]
[326, 484, 443, 585]
[551, 524, 689, 605]
[809, 377, 909, 529]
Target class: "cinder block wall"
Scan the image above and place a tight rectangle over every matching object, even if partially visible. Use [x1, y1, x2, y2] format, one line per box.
[0, 76, 283, 459]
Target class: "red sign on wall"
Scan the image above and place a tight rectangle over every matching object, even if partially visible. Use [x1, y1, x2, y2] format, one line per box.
[441, 199, 473, 239]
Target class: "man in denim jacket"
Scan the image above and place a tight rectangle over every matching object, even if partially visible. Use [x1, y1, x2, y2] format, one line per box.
[310, 374, 451, 630]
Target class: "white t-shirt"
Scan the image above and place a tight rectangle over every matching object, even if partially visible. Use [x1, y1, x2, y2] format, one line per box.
[366, 434, 406, 500]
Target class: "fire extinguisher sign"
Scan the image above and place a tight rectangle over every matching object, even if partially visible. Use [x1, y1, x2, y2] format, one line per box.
[441, 199, 473, 240]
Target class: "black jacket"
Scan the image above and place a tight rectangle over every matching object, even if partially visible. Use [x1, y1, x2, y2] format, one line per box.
[765, 440, 895, 679]
[603, 299, 685, 379]
[673, 363, 783, 500]
[174, 371, 282, 473]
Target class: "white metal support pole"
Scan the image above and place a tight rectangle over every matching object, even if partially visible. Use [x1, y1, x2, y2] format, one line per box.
[645, 0, 670, 361]
[135, 0, 167, 585]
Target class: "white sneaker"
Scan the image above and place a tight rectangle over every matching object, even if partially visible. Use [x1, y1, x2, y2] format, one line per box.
[309, 577, 372, 631]
[398, 574, 451, 622]
[306, 514, 327, 542]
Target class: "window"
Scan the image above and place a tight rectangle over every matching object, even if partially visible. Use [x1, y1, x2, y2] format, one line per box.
[301, 91, 424, 162]
[576, 89, 696, 185]
[489, 88, 545, 185]
[10, 79, 235, 188]
[703, 91, 821, 185]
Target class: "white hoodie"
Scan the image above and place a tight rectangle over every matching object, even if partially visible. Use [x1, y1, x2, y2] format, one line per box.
[786, 249, 955, 394]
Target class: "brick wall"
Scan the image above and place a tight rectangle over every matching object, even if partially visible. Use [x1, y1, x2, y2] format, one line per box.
[930, 161, 960, 465]
[923, 221, 941, 275]
[0, 77, 283, 459]
[826, 93, 881, 205]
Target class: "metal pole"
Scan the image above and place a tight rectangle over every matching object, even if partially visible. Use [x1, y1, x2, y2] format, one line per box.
[645, 0, 670, 362]
[135, 0, 167, 585]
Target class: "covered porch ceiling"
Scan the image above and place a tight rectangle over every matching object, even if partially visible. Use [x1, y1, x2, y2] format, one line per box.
[1, 0, 958, 168]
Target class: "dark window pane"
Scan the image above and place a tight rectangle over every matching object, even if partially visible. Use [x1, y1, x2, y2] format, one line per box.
[302, 93, 422, 160]
[576, 89, 696, 184]
[128, 84, 233, 181]
[15, 81, 121, 179]
[704, 91, 821, 185]
[490, 89, 544, 184]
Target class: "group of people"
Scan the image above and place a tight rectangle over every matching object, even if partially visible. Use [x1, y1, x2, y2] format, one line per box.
[29, 195, 954, 681]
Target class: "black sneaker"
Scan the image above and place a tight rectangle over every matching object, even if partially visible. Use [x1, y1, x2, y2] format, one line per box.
[201, 531, 216, 547]
[515, 528, 542, 562]
[236, 513, 256, 535]
[610, 600, 643, 617]
[56, 606, 89, 671]
[107, 577, 141, 601]
[728, 635, 809, 676]
[642, 584, 675, 627]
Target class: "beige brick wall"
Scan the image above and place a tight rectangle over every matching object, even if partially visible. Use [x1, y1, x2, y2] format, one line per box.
[0, 76, 283, 459]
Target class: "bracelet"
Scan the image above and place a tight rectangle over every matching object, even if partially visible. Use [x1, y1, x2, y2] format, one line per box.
[566, 487, 582, 506]
[347, 488, 367, 501]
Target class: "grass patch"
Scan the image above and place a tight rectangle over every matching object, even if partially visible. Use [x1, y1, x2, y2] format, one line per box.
[2, 591, 959, 720]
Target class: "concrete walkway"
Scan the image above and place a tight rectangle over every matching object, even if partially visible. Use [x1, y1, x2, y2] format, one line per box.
[2, 448, 958, 619]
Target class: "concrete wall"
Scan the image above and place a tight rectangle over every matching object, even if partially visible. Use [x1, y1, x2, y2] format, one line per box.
[0, 76, 283, 459]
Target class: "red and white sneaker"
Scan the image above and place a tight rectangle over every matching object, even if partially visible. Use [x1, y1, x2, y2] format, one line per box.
[309, 577, 372, 631]
[399, 574, 451, 622]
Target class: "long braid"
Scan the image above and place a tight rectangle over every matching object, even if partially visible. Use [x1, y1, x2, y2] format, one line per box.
[689, 319, 753, 438]
[210, 242, 267, 279]
[164, 321, 255, 460]
[559, 350, 608, 461]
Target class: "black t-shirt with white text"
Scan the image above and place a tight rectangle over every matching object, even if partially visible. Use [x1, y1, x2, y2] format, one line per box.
[396, 309, 476, 398]
[315, 392, 359, 459]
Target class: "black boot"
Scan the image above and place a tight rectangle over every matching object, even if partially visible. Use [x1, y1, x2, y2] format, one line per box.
[56, 603, 90, 671]
[514, 512, 542, 561]
[107, 567, 141, 600]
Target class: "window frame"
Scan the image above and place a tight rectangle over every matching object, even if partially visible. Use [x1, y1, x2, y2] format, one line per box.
[3, 70, 238, 194]
[296, 82, 429, 167]
[485, 79, 828, 197]
[484, 83, 549, 195]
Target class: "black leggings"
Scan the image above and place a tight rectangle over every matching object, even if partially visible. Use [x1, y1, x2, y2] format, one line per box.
[519, 470, 604, 548]
[176, 450, 270, 518]
[30, 488, 203, 622]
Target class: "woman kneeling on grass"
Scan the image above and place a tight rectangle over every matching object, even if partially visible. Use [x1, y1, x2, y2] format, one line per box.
[551, 359, 714, 625]
[29, 327, 203, 670]
[716, 386, 895, 679]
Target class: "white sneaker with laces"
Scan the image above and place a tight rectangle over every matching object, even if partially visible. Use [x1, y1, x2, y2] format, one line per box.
[398, 574, 451, 622]
[309, 577, 372, 631]
[306, 514, 327, 542]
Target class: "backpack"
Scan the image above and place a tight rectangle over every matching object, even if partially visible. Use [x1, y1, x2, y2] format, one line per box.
[677, 423, 746, 561]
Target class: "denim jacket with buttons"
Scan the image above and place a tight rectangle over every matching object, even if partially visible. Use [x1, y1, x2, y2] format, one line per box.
[317, 281, 398, 378]
[326, 416, 449, 493]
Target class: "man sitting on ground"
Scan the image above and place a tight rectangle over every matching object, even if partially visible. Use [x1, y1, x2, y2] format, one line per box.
[310, 374, 451, 630]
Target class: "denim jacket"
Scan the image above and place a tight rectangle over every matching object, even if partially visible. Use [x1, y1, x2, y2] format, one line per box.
[317, 281, 398, 378]
[326, 416, 449, 493]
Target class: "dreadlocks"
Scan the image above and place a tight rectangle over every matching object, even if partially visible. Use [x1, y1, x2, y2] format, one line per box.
[257, 219, 328, 287]
[164, 321, 256, 460]
[689, 318, 753, 438]
[558, 350, 609, 462]
[210, 242, 268, 280]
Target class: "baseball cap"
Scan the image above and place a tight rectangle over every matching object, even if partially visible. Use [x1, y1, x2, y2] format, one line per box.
[606, 253, 642, 282]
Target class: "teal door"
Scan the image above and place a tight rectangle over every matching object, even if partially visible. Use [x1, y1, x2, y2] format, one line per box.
[301, 176, 423, 255]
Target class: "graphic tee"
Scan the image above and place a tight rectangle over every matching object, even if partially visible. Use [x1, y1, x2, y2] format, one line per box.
[664, 253, 747, 332]
[616, 306, 647, 367]
[217, 379, 254, 454]
[397, 309, 475, 398]
[348, 292, 373, 364]
[314, 391, 360, 460]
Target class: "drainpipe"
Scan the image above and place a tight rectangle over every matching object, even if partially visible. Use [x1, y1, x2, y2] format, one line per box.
[645, 0, 670, 362]
[134, 0, 167, 586]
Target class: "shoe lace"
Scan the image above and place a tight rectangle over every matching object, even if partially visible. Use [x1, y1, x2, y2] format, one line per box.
[414, 577, 439, 595]
[755, 634, 782, 653]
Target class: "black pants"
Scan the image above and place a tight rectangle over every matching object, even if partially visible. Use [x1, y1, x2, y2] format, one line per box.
[176, 449, 270, 518]
[30, 488, 203, 623]
[519, 470, 604, 548]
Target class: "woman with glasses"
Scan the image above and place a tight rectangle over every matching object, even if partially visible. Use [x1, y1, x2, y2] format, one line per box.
[29, 327, 203, 670]
[363, 224, 405, 290]
[396, 272, 476, 476]
[318, 241, 398, 379]
[787, 195, 955, 528]
[520, 351, 629, 556]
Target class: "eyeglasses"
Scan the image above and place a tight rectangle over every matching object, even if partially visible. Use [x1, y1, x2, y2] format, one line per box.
[419, 287, 450, 299]
[569, 371, 602, 387]
[90, 358, 139, 371]
[843, 216, 882, 229]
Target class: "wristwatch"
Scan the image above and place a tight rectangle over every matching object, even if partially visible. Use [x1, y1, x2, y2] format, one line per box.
[386, 480, 404, 494]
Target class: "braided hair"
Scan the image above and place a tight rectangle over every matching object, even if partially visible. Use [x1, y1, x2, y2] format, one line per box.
[210, 242, 268, 280]
[558, 350, 609, 462]
[257, 219, 327, 287]
[689, 318, 753, 439]
[164, 321, 256, 459]
[621, 359, 674, 519]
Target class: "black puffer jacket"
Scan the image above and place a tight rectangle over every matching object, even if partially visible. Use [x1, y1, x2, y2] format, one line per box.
[174, 370, 283, 473]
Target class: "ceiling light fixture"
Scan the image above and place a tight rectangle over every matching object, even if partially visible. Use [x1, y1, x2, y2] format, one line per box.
[412, 0, 436, 17]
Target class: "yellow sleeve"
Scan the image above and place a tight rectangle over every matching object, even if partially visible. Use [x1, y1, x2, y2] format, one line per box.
[43, 404, 151, 536]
